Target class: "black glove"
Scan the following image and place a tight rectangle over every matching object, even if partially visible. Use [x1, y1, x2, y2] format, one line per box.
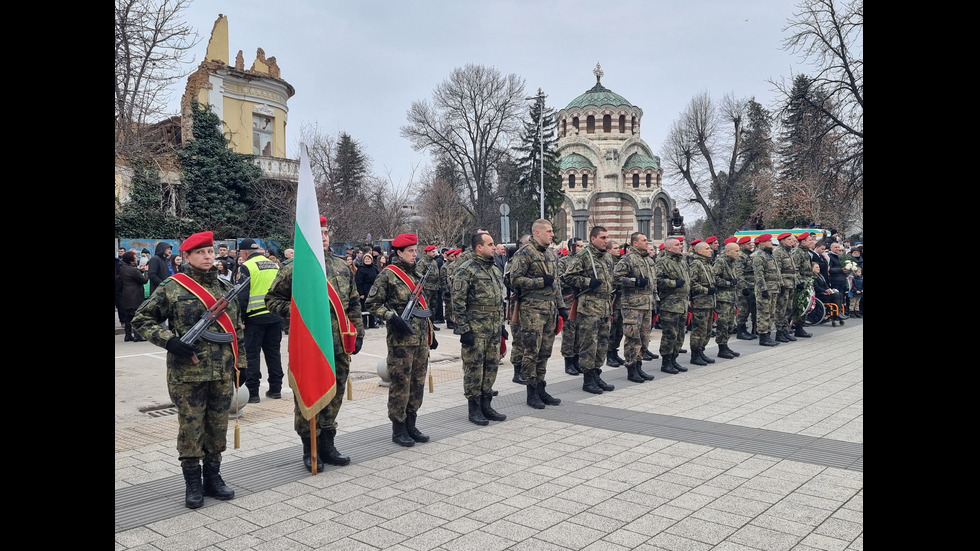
[353, 335, 363, 355]
[796, 282, 804, 290]
[460, 331, 475, 347]
[742, 288, 751, 296]
[388, 315, 412, 336]
[707, 287, 717, 295]
[166, 336, 198, 359]
[429, 335, 438, 350]
[635, 276, 648, 288]
[674, 278, 686, 288]
[501, 326, 509, 340]
[761, 289, 770, 299]
[589, 278, 601, 289]
[730, 278, 738, 287]
[542, 274, 554, 287]
[558, 307, 570, 321]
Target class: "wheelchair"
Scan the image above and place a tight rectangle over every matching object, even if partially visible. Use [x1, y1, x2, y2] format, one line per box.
[802, 286, 845, 326]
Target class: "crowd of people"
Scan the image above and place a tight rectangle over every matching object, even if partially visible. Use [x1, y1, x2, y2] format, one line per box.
[114, 220, 862, 510]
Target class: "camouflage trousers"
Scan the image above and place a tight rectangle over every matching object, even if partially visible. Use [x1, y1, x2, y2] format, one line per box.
[622, 309, 652, 365]
[517, 303, 558, 384]
[386, 344, 429, 423]
[736, 289, 755, 330]
[689, 308, 713, 350]
[560, 317, 578, 358]
[575, 313, 611, 372]
[658, 310, 687, 356]
[508, 318, 526, 368]
[774, 287, 793, 331]
[714, 301, 736, 345]
[169, 378, 234, 467]
[755, 288, 778, 333]
[462, 333, 500, 399]
[609, 308, 624, 351]
[293, 352, 350, 436]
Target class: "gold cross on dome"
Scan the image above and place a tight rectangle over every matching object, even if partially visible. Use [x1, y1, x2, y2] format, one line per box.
[594, 62, 603, 83]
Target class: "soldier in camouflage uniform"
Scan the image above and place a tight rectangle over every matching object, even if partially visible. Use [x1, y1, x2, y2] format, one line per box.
[510, 220, 568, 409]
[713, 241, 742, 359]
[688, 242, 717, 366]
[505, 236, 531, 384]
[605, 240, 627, 368]
[735, 236, 758, 340]
[790, 231, 816, 338]
[441, 249, 457, 329]
[265, 217, 364, 472]
[612, 231, 657, 383]
[557, 237, 583, 376]
[452, 232, 507, 425]
[132, 231, 242, 509]
[655, 237, 691, 374]
[561, 226, 616, 394]
[419, 245, 442, 331]
[772, 233, 799, 343]
[751, 234, 781, 347]
[365, 233, 439, 447]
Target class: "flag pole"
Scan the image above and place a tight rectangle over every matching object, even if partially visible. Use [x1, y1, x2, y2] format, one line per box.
[310, 418, 318, 475]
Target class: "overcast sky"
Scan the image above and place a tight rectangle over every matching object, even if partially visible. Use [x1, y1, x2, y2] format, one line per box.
[168, 0, 809, 218]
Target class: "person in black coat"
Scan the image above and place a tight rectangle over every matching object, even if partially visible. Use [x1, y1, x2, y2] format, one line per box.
[147, 241, 173, 295]
[118, 251, 150, 341]
[827, 241, 851, 299]
[355, 253, 380, 327]
[811, 261, 846, 325]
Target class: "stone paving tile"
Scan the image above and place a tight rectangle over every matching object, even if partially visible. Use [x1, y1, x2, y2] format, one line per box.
[324, 494, 380, 515]
[601, 527, 652, 549]
[145, 526, 226, 551]
[798, 532, 853, 551]
[480, 518, 540, 542]
[332, 509, 387, 531]
[748, 513, 814, 538]
[765, 499, 835, 526]
[728, 523, 802, 551]
[642, 530, 715, 551]
[706, 494, 773, 517]
[690, 506, 752, 529]
[665, 515, 740, 546]
[441, 515, 487, 535]
[276, 519, 357, 548]
[250, 517, 313, 542]
[813, 516, 863, 541]
[346, 525, 410, 548]
[535, 520, 607, 550]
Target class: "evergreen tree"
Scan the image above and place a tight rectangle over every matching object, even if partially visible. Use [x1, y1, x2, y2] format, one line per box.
[330, 132, 369, 198]
[512, 90, 562, 238]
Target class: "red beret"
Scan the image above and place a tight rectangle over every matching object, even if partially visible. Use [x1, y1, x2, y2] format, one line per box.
[737, 236, 751, 244]
[690, 239, 702, 246]
[424, 245, 436, 252]
[724, 236, 737, 244]
[181, 231, 213, 252]
[796, 231, 810, 239]
[391, 233, 418, 249]
[320, 216, 327, 227]
[705, 236, 717, 244]
[755, 233, 772, 244]
[658, 243, 665, 250]
[677, 236, 685, 241]
[777, 232, 793, 241]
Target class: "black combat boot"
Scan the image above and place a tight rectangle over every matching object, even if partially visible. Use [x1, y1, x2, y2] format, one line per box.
[301, 435, 326, 472]
[537, 380, 562, 405]
[564, 357, 580, 376]
[671, 354, 688, 372]
[661, 357, 679, 374]
[405, 411, 429, 443]
[626, 361, 645, 383]
[793, 323, 813, 338]
[513, 365, 527, 384]
[700, 349, 715, 363]
[783, 327, 797, 341]
[690, 349, 708, 366]
[636, 361, 655, 381]
[468, 397, 489, 426]
[643, 348, 659, 360]
[606, 351, 621, 368]
[736, 324, 756, 340]
[202, 461, 234, 500]
[526, 380, 546, 408]
[182, 464, 204, 509]
[392, 419, 415, 447]
[318, 429, 351, 466]
[717, 344, 737, 359]
[582, 370, 604, 394]
[775, 329, 791, 343]
[481, 392, 507, 421]
[613, 349, 626, 366]
[594, 368, 615, 391]
[758, 332, 780, 346]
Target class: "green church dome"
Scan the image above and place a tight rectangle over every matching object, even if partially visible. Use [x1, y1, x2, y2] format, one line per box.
[558, 153, 596, 170]
[623, 152, 660, 170]
[565, 82, 634, 110]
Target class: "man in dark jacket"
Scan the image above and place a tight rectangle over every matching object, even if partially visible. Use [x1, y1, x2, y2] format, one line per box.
[147, 241, 173, 295]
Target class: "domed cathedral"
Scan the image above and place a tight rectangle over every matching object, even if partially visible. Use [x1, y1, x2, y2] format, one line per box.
[554, 64, 674, 245]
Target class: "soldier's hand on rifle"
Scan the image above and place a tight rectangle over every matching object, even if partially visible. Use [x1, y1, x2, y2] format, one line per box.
[460, 331, 476, 347]
[389, 315, 412, 337]
[429, 335, 439, 349]
[796, 282, 804, 290]
[353, 335, 364, 355]
[708, 286, 717, 295]
[742, 288, 751, 296]
[761, 289, 770, 299]
[558, 307, 570, 321]
[635, 276, 648, 288]
[542, 274, 554, 287]
[501, 326, 508, 340]
[674, 278, 686, 288]
[166, 337, 198, 359]
[588, 278, 601, 289]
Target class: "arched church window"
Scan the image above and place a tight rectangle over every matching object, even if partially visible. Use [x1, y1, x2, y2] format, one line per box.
[646, 174, 652, 188]
[562, 119, 566, 137]
[653, 206, 664, 240]
[603, 115, 611, 133]
[632, 174, 640, 188]
[619, 115, 626, 133]
[582, 174, 588, 188]
[569, 174, 575, 188]
[572, 117, 579, 131]
[587, 116, 595, 134]
[631, 116, 637, 131]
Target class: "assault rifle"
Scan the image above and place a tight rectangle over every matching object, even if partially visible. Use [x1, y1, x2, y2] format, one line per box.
[399, 261, 433, 335]
[181, 276, 250, 365]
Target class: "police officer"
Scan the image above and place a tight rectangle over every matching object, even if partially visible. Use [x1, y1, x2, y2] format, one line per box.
[656, 237, 691, 374]
[751, 234, 781, 346]
[557, 237, 583, 376]
[365, 233, 439, 447]
[452, 232, 507, 425]
[688, 242, 717, 366]
[713, 241, 742, 359]
[236, 238, 285, 403]
[734, 236, 758, 340]
[561, 226, 616, 394]
[265, 216, 364, 471]
[612, 231, 657, 383]
[510, 219, 567, 408]
[772, 232, 798, 343]
[132, 231, 242, 509]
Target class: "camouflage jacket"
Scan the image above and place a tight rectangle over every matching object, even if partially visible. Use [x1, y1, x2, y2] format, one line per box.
[612, 246, 657, 310]
[365, 257, 432, 347]
[418, 254, 441, 292]
[713, 253, 739, 303]
[132, 264, 246, 384]
[265, 253, 364, 355]
[738, 249, 756, 288]
[773, 244, 797, 288]
[451, 254, 504, 337]
[751, 248, 781, 292]
[656, 251, 691, 314]
[689, 255, 717, 310]
[792, 246, 813, 285]
[561, 242, 614, 317]
[510, 242, 565, 310]
[605, 252, 622, 310]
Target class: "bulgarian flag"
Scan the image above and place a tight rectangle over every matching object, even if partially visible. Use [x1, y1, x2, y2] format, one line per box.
[287, 144, 337, 420]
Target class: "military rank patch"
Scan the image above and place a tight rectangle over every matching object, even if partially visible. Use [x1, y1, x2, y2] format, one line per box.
[368, 285, 379, 297]
[453, 280, 463, 292]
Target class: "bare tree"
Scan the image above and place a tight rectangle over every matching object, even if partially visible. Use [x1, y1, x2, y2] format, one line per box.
[361, 171, 419, 242]
[115, 0, 200, 148]
[401, 64, 526, 229]
[417, 164, 469, 248]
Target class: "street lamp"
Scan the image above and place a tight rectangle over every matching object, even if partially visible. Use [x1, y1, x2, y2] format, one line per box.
[526, 90, 546, 220]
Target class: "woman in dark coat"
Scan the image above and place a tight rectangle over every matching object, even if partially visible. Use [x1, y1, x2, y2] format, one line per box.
[119, 251, 150, 341]
[355, 252, 380, 328]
